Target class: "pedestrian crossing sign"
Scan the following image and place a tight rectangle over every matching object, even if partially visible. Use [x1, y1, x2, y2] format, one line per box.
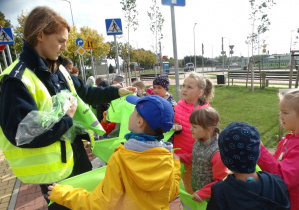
[83, 36, 97, 49]
[105, 19, 122, 36]
[0, 28, 14, 45]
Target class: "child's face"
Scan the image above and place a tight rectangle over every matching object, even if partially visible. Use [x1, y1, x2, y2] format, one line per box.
[190, 124, 211, 141]
[181, 77, 203, 105]
[128, 108, 142, 133]
[279, 99, 299, 133]
[153, 85, 167, 98]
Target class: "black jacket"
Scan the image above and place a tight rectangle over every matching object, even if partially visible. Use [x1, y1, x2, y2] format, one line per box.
[207, 171, 290, 210]
[0, 42, 119, 148]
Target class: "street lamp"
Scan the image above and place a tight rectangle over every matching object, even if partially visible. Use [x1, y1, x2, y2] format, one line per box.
[62, 0, 75, 27]
[193, 23, 197, 71]
[290, 30, 295, 51]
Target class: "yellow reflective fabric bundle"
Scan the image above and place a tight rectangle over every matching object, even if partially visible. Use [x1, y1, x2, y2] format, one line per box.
[72, 92, 105, 136]
[59, 66, 105, 136]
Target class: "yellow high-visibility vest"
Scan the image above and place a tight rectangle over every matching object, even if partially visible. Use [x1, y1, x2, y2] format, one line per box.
[0, 60, 75, 184]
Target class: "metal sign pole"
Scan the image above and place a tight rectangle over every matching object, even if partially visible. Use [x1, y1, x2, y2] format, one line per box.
[90, 49, 96, 78]
[170, 6, 180, 101]
[114, 35, 120, 75]
[2, 49, 8, 68]
[0, 63, 2, 73]
[5, 45, 12, 64]
[79, 55, 85, 82]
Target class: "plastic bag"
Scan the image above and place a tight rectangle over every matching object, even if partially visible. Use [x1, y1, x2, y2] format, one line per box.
[15, 90, 76, 146]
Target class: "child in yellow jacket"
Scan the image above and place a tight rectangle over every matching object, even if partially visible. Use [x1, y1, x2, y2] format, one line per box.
[48, 95, 181, 210]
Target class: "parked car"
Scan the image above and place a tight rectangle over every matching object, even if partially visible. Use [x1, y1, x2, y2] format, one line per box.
[184, 63, 194, 72]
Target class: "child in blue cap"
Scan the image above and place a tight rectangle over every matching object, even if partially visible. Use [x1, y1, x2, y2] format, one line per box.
[207, 122, 290, 210]
[48, 95, 181, 209]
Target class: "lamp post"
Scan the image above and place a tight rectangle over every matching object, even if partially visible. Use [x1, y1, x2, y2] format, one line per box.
[193, 23, 197, 71]
[62, 0, 75, 27]
[290, 30, 295, 51]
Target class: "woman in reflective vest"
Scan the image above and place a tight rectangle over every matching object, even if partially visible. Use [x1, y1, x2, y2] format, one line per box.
[0, 6, 135, 209]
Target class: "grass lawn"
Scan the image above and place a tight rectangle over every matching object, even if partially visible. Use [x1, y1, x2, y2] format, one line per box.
[168, 85, 286, 148]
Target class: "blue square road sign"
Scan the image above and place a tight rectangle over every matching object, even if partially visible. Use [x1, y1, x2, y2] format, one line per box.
[161, 0, 185, 6]
[0, 28, 14, 45]
[105, 19, 123, 36]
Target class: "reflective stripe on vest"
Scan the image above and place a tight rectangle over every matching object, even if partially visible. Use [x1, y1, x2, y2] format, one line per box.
[0, 60, 74, 184]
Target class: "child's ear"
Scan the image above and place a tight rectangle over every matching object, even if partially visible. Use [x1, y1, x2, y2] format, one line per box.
[137, 116, 146, 128]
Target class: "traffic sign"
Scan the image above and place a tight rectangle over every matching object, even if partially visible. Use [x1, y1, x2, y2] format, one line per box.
[101, 51, 107, 58]
[76, 46, 86, 56]
[76, 38, 83, 46]
[83, 36, 97, 49]
[0, 26, 6, 51]
[0, 28, 14, 45]
[162, 56, 166, 60]
[105, 19, 123, 36]
[161, 0, 186, 6]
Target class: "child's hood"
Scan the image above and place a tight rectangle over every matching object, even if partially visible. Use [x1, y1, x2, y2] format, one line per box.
[116, 144, 175, 191]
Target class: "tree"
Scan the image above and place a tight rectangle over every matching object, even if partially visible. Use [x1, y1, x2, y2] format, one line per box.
[120, 0, 139, 84]
[13, 11, 27, 55]
[246, 0, 276, 91]
[148, 0, 165, 71]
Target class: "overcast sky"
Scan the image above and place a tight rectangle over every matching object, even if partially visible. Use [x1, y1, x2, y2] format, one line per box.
[1, 0, 299, 60]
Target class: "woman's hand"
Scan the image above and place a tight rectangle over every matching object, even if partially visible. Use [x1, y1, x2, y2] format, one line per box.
[66, 97, 78, 118]
[47, 183, 57, 196]
[118, 87, 136, 97]
[172, 124, 182, 132]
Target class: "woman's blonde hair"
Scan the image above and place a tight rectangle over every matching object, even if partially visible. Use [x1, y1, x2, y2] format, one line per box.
[189, 107, 220, 135]
[186, 73, 214, 103]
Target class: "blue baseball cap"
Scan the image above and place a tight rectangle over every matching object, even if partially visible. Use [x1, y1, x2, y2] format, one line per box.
[126, 95, 174, 132]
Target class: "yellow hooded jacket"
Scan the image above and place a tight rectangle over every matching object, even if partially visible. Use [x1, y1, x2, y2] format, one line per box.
[50, 144, 181, 210]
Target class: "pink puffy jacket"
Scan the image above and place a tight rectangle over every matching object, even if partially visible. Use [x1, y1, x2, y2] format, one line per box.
[173, 99, 210, 156]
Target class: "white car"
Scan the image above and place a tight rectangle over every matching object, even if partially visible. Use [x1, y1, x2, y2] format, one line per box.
[184, 63, 194, 72]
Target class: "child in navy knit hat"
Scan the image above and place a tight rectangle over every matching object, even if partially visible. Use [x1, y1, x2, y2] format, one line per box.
[207, 122, 290, 210]
[153, 74, 176, 107]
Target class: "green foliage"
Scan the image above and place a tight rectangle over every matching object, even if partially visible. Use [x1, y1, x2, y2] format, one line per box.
[147, 0, 165, 42]
[120, 0, 139, 31]
[247, 0, 276, 51]
[169, 85, 282, 148]
[13, 10, 27, 55]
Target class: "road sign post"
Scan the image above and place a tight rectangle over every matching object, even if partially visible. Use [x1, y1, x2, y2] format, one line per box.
[162, 0, 185, 100]
[105, 19, 123, 75]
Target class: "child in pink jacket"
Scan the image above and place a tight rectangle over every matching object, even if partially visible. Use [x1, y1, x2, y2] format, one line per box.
[172, 73, 214, 193]
[258, 90, 299, 210]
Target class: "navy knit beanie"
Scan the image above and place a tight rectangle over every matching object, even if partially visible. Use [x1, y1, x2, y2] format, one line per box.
[218, 122, 260, 173]
[153, 74, 169, 91]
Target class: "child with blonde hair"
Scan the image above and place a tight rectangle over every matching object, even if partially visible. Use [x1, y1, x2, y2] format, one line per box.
[187, 107, 228, 202]
[173, 73, 214, 193]
[258, 90, 299, 210]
